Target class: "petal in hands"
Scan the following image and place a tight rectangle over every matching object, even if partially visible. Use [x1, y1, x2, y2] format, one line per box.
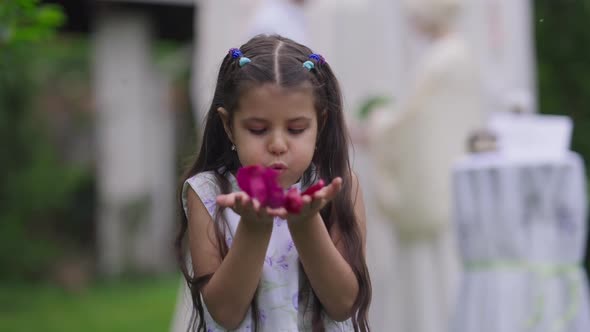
[302, 179, 325, 196]
[236, 165, 285, 208]
[285, 188, 304, 214]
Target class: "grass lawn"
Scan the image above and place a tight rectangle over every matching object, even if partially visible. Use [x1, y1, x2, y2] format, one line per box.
[0, 276, 182, 332]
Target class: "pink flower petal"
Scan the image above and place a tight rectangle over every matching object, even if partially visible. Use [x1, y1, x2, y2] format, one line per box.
[236, 166, 326, 213]
[236, 165, 261, 193]
[302, 179, 325, 196]
[262, 168, 285, 208]
[249, 177, 268, 206]
[285, 188, 303, 214]
[267, 186, 286, 208]
[236, 165, 284, 207]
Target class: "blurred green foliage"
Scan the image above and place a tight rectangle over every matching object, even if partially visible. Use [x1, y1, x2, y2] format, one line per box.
[357, 95, 393, 120]
[0, 0, 64, 46]
[535, 0, 590, 267]
[0, 0, 92, 281]
[535, 1, 590, 173]
[0, 277, 179, 332]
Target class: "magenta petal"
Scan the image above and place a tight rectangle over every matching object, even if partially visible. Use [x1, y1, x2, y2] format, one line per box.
[236, 165, 262, 194]
[262, 167, 280, 186]
[302, 179, 325, 196]
[249, 177, 269, 206]
[267, 186, 286, 208]
[236, 165, 285, 208]
[285, 188, 303, 214]
[237, 166, 266, 203]
[263, 168, 285, 207]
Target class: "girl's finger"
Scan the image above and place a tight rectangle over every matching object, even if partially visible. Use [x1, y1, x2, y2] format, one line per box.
[236, 194, 249, 210]
[267, 207, 287, 219]
[308, 197, 323, 212]
[251, 198, 261, 212]
[313, 181, 332, 198]
[328, 177, 343, 198]
[261, 207, 274, 220]
[231, 195, 242, 214]
[316, 177, 342, 201]
[216, 193, 236, 207]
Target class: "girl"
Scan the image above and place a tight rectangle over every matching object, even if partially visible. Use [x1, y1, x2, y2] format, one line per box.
[175, 34, 371, 332]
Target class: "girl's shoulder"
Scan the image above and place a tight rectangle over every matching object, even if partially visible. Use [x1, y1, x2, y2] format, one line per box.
[185, 170, 221, 192]
[181, 171, 227, 218]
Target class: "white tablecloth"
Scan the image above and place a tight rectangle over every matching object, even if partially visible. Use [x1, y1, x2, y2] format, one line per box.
[451, 152, 590, 332]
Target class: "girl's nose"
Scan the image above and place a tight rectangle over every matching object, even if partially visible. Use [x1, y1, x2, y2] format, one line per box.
[268, 134, 287, 155]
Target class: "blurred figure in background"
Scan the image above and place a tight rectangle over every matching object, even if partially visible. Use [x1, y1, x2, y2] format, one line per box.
[367, 0, 484, 331]
[248, 0, 308, 44]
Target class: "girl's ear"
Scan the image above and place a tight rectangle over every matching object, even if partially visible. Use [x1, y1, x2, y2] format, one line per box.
[217, 107, 234, 143]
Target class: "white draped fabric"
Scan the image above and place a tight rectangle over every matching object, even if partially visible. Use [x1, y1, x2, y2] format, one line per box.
[306, 1, 404, 329]
[306, 0, 401, 117]
[458, 0, 537, 113]
[367, 33, 484, 332]
[451, 152, 590, 332]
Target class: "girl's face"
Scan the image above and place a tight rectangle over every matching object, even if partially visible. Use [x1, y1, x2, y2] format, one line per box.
[219, 83, 318, 188]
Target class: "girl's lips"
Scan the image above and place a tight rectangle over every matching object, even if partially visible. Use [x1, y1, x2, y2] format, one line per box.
[269, 163, 287, 171]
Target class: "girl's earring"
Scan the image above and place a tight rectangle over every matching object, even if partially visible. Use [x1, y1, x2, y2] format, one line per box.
[231, 144, 236, 151]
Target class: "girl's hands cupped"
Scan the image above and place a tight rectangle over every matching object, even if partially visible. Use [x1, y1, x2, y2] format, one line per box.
[216, 192, 284, 227]
[279, 177, 343, 223]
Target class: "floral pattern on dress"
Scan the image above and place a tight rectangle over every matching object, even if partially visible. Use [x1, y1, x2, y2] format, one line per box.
[202, 197, 217, 217]
[274, 218, 286, 227]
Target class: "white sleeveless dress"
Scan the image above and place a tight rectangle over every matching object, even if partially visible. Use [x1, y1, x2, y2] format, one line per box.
[181, 171, 354, 331]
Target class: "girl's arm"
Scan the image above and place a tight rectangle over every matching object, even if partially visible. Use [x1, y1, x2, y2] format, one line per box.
[186, 189, 273, 330]
[287, 173, 367, 321]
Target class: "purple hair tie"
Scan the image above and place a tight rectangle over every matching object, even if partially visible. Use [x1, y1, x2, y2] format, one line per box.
[309, 53, 326, 64]
[229, 48, 243, 59]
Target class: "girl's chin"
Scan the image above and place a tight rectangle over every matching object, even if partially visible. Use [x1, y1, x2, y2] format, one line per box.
[278, 176, 298, 189]
[279, 181, 292, 189]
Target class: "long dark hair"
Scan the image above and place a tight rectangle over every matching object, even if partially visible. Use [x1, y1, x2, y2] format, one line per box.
[175, 34, 371, 332]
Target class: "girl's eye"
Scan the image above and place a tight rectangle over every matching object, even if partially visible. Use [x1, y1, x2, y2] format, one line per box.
[249, 128, 267, 135]
[289, 128, 305, 134]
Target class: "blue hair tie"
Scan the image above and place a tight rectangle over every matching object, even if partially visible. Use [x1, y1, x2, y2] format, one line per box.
[309, 53, 326, 64]
[239, 57, 251, 67]
[229, 48, 251, 67]
[303, 60, 315, 71]
[229, 48, 242, 59]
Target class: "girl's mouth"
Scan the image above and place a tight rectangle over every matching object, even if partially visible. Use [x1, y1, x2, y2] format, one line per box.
[269, 163, 287, 172]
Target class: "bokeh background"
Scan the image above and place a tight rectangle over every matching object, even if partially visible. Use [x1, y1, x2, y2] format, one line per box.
[1, 0, 589, 331]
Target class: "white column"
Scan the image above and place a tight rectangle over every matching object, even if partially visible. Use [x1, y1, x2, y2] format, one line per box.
[94, 9, 175, 276]
[191, 0, 260, 126]
[138, 68, 176, 274]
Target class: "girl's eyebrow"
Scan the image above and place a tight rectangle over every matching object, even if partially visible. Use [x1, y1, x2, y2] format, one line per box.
[241, 117, 268, 123]
[287, 116, 312, 122]
[241, 116, 312, 123]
